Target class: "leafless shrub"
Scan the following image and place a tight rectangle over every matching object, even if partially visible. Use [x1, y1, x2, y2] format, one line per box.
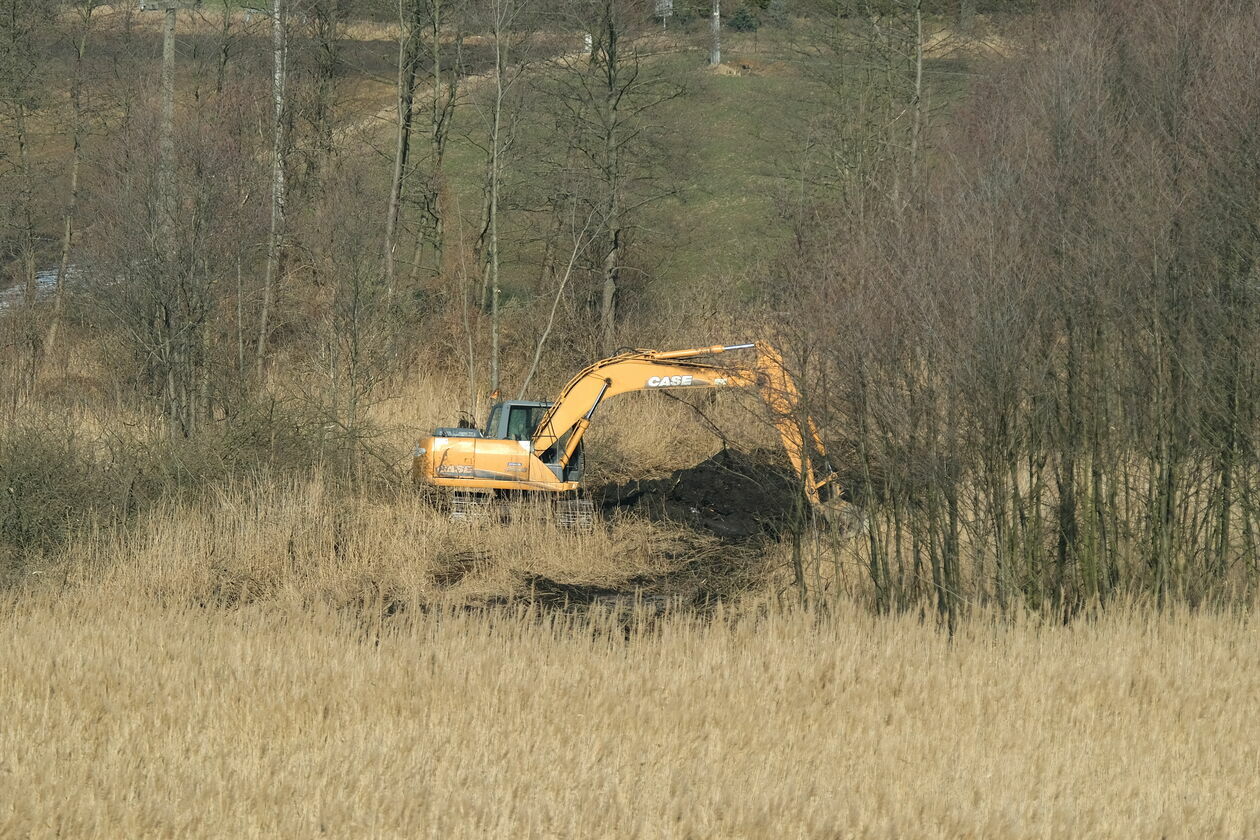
[780, 0, 1260, 619]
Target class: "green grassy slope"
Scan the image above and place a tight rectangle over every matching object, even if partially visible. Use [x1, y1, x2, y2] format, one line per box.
[418, 35, 822, 318]
[421, 27, 973, 312]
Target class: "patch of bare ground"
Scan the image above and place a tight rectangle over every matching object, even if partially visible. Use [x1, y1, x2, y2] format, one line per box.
[709, 58, 794, 77]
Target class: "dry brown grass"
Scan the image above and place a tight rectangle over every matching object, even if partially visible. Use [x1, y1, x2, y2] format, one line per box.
[3, 584, 1258, 838]
[3, 445, 1259, 837]
[9, 357, 1256, 838]
[39, 475, 732, 609]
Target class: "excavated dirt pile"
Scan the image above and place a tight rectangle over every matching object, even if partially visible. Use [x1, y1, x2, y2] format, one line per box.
[595, 448, 804, 540]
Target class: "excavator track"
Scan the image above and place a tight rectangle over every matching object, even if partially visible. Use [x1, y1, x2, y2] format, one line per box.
[555, 498, 595, 530]
[446, 490, 595, 531]
[449, 491, 495, 523]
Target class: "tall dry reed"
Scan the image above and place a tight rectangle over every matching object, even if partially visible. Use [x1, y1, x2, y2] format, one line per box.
[2, 593, 1257, 838]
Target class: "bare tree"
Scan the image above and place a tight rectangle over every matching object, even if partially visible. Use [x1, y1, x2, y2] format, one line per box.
[384, 0, 425, 291]
[415, 0, 466, 283]
[536, 0, 682, 352]
[384, 0, 466, 292]
[209, 0, 243, 95]
[305, 0, 345, 181]
[472, 0, 536, 391]
[45, 0, 104, 366]
[298, 169, 402, 485]
[778, 0, 1260, 616]
[518, 205, 598, 398]
[0, 0, 53, 404]
[257, 0, 290, 379]
[784, 0, 935, 221]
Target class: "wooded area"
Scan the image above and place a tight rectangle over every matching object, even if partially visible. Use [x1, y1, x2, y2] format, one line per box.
[2, 0, 1257, 619]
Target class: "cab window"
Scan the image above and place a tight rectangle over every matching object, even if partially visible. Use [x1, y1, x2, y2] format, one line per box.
[506, 405, 543, 441]
[484, 405, 502, 438]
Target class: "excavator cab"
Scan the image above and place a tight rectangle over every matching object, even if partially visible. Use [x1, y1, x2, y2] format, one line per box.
[482, 401, 585, 483]
[484, 401, 552, 442]
[415, 400, 586, 495]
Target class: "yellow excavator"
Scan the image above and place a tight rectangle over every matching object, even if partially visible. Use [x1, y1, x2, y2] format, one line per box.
[412, 342, 842, 525]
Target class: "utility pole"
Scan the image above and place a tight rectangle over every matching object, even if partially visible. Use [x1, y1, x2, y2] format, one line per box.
[655, 0, 672, 30]
[709, 0, 720, 67]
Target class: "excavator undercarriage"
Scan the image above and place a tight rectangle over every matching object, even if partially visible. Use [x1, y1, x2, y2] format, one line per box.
[445, 490, 595, 529]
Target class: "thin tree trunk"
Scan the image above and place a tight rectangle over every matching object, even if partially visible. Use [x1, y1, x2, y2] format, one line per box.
[16, 100, 38, 398]
[600, 200, 620, 351]
[216, 0, 234, 95]
[428, 2, 460, 279]
[236, 254, 245, 376]
[909, 0, 923, 189]
[488, 26, 504, 392]
[599, 10, 621, 352]
[159, 6, 176, 267]
[46, 4, 96, 367]
[475, 181, 493, 309]
[257, 0, 288, 380]
[310, 0, 341, 181]
[519, 209, 594, 399]
[158, 7, 178, 434]
[431, 2, 445, 277]
[461, 258, 477, 417]
[384, 0, 421, 292]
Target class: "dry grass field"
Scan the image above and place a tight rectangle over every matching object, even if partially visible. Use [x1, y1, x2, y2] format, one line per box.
[5, 333, 1259, 838]
[4, 563, 1260, 838]
[5, 369, 1260, 838]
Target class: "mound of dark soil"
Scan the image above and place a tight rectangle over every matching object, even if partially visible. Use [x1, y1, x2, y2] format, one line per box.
[595, 448, 805, 540]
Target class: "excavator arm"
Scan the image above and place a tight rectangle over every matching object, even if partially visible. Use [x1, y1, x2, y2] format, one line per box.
[530, 342, 839, 505]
